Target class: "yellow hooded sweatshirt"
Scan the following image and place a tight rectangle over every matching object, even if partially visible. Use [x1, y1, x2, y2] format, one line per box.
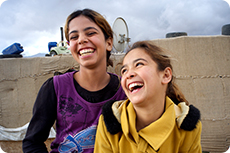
[94, 97, 202, 153]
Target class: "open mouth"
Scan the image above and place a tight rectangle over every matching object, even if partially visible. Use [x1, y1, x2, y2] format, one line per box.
[79, 48, 95, 57]
[128, 83, 144, 93]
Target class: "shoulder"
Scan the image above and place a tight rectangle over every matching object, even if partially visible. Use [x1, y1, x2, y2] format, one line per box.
[53, 71, 76, 85]
[42, 77, 53, 86]
[180, 104, 201, 131]
[177, 120, 202, 152]
[39, 77, 54, 93]
[102, 100, 125, 134]
[54, 71, 75, 79]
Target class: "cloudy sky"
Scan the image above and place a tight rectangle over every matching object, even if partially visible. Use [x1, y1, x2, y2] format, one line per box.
[0, 0, 229, 56]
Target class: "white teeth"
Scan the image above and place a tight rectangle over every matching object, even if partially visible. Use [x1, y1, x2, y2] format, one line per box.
[79, 49, 94, 56]
[128, 83, 143, 91]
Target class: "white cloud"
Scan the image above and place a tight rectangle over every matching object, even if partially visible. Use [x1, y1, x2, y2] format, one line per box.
[0, 0, 229, 56]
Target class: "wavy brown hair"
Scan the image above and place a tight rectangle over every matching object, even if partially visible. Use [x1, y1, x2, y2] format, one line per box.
[64, 8, 113, 66]
[125, 40, 188, 105]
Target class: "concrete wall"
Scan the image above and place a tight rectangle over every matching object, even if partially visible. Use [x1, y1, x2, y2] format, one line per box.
[0, 36, 229, 152]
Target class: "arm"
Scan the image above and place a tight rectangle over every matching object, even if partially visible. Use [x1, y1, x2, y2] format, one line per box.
[94, 115, 114, 153]
[22, 78, 57, 153]
[188, 121, 202, 153]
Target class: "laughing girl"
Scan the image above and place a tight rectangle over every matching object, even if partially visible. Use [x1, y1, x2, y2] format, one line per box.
[23, 9, 126, 153]
[94, 41, 202, 153]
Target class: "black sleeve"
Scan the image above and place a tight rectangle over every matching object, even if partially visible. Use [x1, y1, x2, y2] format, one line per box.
[22, 78, 57, 153]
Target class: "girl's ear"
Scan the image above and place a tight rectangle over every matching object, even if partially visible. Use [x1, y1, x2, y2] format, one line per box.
[106, 37, 113, 52]
[162, 67, 172, 84]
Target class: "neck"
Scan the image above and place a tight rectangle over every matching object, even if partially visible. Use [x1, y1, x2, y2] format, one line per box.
[74, 67, 110, 91]
[134, 98, 165, 131]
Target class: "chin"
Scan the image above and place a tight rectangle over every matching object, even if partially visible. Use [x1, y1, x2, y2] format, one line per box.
[129, 97, 143, 105]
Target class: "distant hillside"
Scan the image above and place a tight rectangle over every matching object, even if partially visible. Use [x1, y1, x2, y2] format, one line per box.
[24, 53, 47, 58]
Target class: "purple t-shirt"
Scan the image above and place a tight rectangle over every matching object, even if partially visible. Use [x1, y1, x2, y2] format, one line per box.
[51, 72, 126, 153]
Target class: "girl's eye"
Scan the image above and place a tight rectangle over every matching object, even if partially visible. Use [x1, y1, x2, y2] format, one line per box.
[87, 31, 96, 36]
[136, 62, 144, 67]
[121, 68, 127, 75]
[69, 35, 78, 40]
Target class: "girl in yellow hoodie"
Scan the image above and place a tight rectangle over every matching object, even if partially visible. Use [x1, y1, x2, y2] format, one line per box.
[94, 40, 202, 153]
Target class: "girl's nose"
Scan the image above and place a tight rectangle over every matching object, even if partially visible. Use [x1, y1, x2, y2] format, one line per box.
[126, 71, 136, 79]
[78, 35, 88, 44]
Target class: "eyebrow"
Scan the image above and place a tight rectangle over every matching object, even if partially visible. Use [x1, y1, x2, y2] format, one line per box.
[69, 27, 99, 35]
[120, 58, 147, 71]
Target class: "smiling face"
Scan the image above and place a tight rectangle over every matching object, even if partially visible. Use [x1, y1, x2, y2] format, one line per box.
[121, 48, 172, 107]
[68, 15, 112, 69]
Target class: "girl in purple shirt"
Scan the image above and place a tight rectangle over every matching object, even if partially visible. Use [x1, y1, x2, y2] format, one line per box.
[23, 9, 126, 153]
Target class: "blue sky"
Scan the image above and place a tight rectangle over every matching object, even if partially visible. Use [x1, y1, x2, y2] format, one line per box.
[0, 0, 229, 56]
